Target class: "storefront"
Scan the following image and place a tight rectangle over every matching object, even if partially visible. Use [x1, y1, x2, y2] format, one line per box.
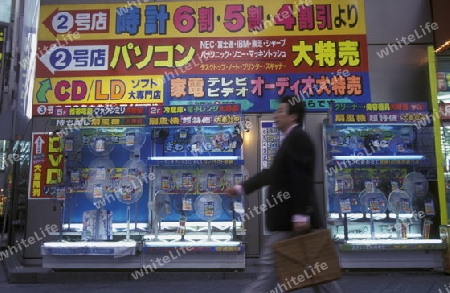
[23, 0, 446, 270]
[36, 104, 248, 269]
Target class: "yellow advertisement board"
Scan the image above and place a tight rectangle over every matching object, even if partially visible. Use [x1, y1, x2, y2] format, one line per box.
[37, 0, 366, 41]
[34, 75, 163, 105]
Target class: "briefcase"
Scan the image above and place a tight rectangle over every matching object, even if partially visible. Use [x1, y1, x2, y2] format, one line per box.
[271, 229, 342, 291]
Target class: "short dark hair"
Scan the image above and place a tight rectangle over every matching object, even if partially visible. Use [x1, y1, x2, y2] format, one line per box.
[280, 95, 306, 124]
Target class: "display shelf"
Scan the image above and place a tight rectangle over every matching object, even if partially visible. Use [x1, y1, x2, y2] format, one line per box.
[41, 241, 142, 269]
[322, 104, 441, 262]
[332, 155, 425, 160]
[142, 238, 245, 269]
[143, 232, 244, 242]
[149, 156, 240, 161]
[143, 240, 244, 251]
[340, 239, 445, 251]
[41, 241, 139, 256]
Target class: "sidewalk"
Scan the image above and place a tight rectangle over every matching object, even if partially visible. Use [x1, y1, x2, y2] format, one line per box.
[1, 253, 450, 293]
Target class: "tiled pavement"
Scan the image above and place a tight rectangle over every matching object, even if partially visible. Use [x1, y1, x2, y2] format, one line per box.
[1, 236, 450, 293]
[1, 258, 450, 293]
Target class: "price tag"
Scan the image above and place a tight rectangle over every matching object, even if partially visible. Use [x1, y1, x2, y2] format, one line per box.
[71, 171, 80, 184]
[339, 198, 351, 213]
[121, 186, 132, 201]
[161, 176, 172, 191]
[93, 184, 103, 198]
[233, 174, 243, 186]
[207, 174, 217, 190]
[96, 166, 106, 180]
[233, 201, 245, 214]
[182, 173, 193, 189]
[126, 133, 135, 146]
[425, 200, 436, 216]
[204, 202, 214, 217]
[65, 138, 74, 152]
[369, 198, 380, 212]
[335, 180, 343, 194]
[400, 198, 411, 213]
[182, 198, 192, 211]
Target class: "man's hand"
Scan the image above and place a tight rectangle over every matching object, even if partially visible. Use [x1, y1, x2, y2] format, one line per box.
[224, 186, 240, 197]
[293, 221, 310, 234]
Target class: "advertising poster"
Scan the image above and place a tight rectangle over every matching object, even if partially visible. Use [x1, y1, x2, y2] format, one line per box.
[34, 0, 370, 115]
[28, 133, 64, 199]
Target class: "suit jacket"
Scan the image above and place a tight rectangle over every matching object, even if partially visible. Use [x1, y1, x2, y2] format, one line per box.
[242, 124, 324, 231]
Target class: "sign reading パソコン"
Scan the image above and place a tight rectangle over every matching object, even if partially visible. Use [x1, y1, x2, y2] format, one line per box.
[34, 0, 370, 115]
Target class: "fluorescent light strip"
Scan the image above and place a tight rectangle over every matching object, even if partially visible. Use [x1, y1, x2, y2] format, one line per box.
[150, 156, 239, 160]
[346, 239, 443, 245]
[144, 241, 242, 247]
[160, 221, 239, 227]
[332, 155, 424, 160]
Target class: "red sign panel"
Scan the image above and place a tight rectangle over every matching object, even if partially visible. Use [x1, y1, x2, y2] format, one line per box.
[29, 133, 65, 199]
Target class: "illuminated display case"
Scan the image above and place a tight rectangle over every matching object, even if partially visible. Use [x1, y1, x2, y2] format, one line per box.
[437, 74, 450, 222]
[39, 104, 247, 269]
[441, 118, 450, 220]
[323, 102, 445, 259]
[142, 107, 247, 269]
[39, 127, 148, 269]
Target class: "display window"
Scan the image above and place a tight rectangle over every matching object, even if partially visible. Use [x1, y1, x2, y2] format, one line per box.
[36, 104, 247, 269]
[323, 102, 445, 251]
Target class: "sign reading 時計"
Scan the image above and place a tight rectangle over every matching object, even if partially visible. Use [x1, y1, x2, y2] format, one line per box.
[34, 0, 370, 115]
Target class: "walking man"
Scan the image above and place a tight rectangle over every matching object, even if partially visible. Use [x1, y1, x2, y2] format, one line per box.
[225, 95, 342, 293]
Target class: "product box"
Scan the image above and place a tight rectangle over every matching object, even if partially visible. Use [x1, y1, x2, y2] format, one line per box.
[81, 210, 113, 241]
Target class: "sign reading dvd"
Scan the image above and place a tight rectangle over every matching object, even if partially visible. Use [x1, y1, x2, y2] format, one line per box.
[29, 133, 65, 199]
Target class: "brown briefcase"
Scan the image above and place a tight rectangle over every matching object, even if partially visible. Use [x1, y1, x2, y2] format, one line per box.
[271, 229, 342, 291]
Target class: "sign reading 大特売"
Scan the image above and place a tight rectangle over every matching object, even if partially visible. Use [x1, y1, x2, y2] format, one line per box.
[34, 0, 371, 115]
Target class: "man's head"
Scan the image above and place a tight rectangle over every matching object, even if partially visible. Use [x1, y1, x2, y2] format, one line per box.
[274, 95, 305, 132]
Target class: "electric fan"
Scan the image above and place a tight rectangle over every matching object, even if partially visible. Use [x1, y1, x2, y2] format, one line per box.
[88, 131, 115, 156]
[122, 128, 146, 152]
[150, 190, 172, 241]
[121, 157, 147, 180]
[328, 171, 354, 196]
[172, 194, 196, 217]
[85, 157, 115, 209]
[195, 193, 223, 241]
[348, 135, 365, 154]
[403, 171, 429, 198]
[63, 130, 83, 155]
[388, 136, 407, 154]
[62, 130, 84, 232]
[359, 189, 387, 239]
[327, 129, 343, 153]
[388, 190, 412, 214]
[63, 160, 85, 232]
[388, 189, 412, 238]
[114, 175, 144, 240]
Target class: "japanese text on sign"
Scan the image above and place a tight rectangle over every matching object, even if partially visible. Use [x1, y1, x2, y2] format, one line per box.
[38, 1, 366, 40]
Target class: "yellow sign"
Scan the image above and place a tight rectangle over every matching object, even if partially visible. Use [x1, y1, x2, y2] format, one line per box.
[38, 0, 366, 41]
[34, 75, 163, 105]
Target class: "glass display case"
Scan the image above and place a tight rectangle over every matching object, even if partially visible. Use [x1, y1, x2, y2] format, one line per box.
[323, 102, 445, 254]
[441, 122, 450, 219]
[142, 108, 247, 269]
[39, 103, 247, 269]
[39, 127, 148, 268]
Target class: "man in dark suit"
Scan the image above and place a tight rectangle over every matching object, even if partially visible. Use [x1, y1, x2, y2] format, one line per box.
[225, 96, 342, 293]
